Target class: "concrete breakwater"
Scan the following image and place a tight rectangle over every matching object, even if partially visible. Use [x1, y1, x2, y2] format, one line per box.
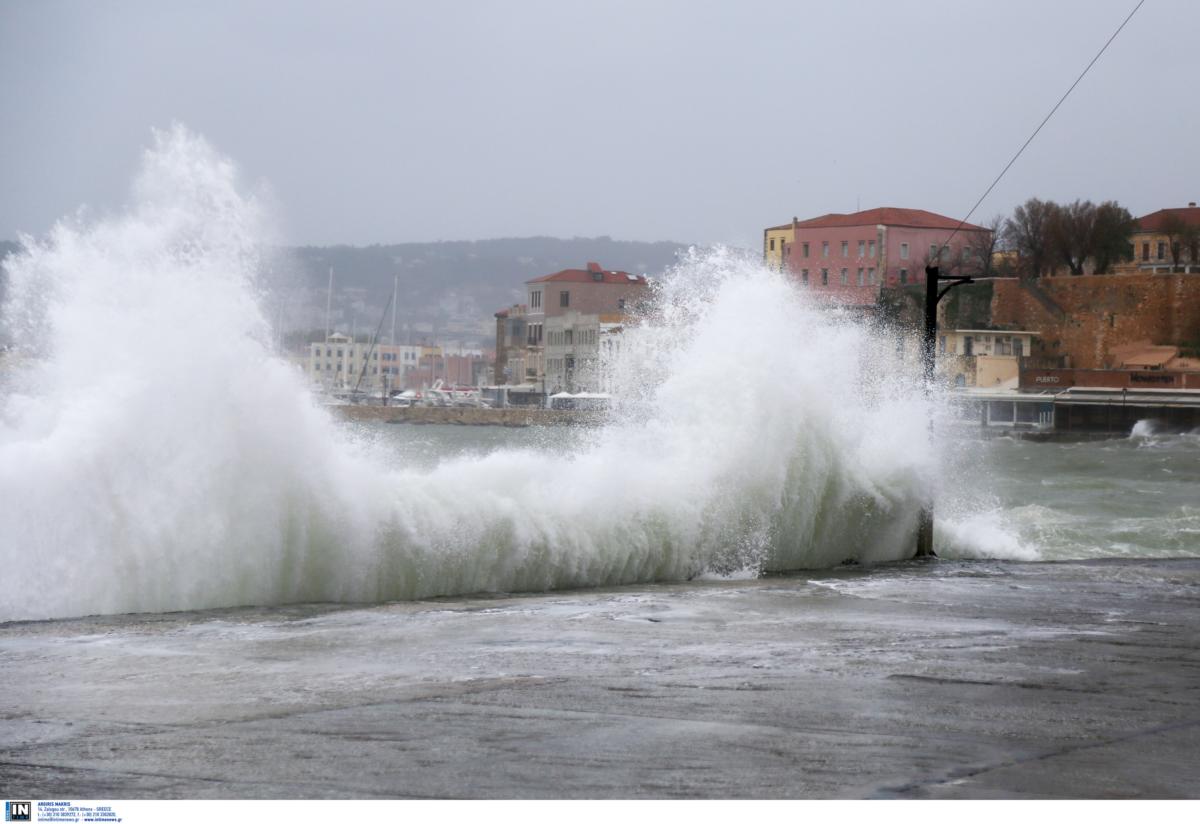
[5, 559, 1199, 798]
[331, 404, 605, 427]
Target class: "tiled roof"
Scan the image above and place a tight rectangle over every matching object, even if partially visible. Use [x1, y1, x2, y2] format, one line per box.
[1136, 207, 1200, 232]
[526, 262, 647, 285]
[792, 207, 987, 232]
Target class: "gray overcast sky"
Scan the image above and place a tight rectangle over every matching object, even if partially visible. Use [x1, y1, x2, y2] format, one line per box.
[1, 0, 1196, 249]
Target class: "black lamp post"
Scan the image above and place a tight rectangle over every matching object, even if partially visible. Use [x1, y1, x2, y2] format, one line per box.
[915, 264, 975, 558]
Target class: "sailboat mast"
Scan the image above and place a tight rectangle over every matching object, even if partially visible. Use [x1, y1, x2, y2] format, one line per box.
[391, 274, 398, 345]
[324, 265, 334, 341]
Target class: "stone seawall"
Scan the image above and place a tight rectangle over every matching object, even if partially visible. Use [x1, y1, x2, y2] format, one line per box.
[990, 273, 1200, 369]
[331, 405, 605, 427]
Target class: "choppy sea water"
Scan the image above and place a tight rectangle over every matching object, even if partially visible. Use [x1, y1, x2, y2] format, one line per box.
[355, 421, 1200, 565]
[950, 428, 1200, 560]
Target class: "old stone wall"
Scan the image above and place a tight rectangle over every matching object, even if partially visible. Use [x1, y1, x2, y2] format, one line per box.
[990, 274, 1200, 369]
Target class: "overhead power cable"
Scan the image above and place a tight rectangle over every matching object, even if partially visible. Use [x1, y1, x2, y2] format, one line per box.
[940, 0, 1146, 248]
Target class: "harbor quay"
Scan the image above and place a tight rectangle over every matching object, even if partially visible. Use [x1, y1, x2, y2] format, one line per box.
[3, 558, 1198, 799]
[332, 404, 603, 426]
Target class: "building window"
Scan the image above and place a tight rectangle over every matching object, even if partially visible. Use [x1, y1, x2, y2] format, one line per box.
[1142, 242, 1150, 261]
[802, 242, 809, 258]
[784, 244, 791, 256]
[900, 268, 908, 284]
[560, 291, 570, 307]
[337, 349, 343, 357]
[314, 363, 321, 371]
[822, 241, 829, 258]
[869, 240, 876, 257]
[821, 268, 829, 285]
[840, 268, 848, 285]
[1157, 241, 1166, 260]
[868, 267, 876, 284]
[801, 269, 809, 285]
[857, 268, 864, 286]
[900, 243, 909, 259]
[857, 240, 865, 257]
[930, 244, 938, 261]
[326, 348, 331, 357]
[938, 336, 946, 354]
[618, 298, 625, 310]
[769, 238, 776, 251]
[841, 241, 849, 257]
[962, 246, 972, 263]
[531, 290, 542, 309]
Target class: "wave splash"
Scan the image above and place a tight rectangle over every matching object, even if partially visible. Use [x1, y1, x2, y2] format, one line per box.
[1, 126, 988, 621]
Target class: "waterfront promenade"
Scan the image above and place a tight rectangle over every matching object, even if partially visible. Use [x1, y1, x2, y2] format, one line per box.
[2, 558, 1198, 798]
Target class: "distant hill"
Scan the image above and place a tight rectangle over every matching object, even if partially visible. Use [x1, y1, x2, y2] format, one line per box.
[285, 235, 691, 310]
[1, 236, 694, 349]
[279, 236, 694, 347]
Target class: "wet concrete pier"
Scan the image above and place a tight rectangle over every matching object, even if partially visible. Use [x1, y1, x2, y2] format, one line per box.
[2, 559, 1198, 799]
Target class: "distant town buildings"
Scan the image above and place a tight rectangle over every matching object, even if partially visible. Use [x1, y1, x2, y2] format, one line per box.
[306, 332, 421, 394]
[292, 196, 1199, 428]
[493, 262, 648, 399]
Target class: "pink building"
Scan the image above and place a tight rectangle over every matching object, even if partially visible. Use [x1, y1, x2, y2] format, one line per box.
[782, 208, 991, 305]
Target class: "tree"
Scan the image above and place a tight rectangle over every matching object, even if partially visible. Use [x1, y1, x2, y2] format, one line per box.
[1049, 199, 1096, 275]
[1160, 213, 1200, 272]
[1090, 201, 1136, 274]
[1004, 198, 1057, 278]
[955, 215, 1002, 278]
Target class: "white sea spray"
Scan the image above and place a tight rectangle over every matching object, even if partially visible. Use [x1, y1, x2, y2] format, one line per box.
[0, 126, 1011, 621]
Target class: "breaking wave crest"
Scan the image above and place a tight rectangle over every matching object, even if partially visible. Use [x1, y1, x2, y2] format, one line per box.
[1, 126, 989, 621]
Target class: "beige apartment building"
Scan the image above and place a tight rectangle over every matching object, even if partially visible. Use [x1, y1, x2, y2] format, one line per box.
[939, 329, 1039, 388]
[517, 262, 648, 393]
[1122, 203, 1200, 273]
